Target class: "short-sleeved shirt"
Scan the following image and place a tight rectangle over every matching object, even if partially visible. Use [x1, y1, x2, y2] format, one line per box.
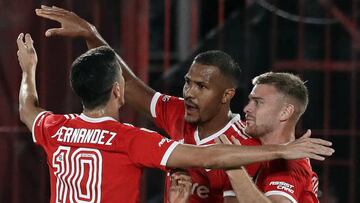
[150, 92, 261, 203]
[256, 158, 319, 203]
[32, 111, 179, 203]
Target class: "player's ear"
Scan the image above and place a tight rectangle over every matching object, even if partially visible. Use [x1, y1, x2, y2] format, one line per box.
[279, 103, 295, 121]
[112, 82, 121, 98]
[222, 88, 235, 104]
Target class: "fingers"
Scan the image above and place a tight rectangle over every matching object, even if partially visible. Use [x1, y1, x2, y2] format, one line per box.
[230, 136, 241, 145]
[37, 5, 72, 16]
[298, 129, 311, 139]
[218, 134, 232, 144]
[24, 33, 34, 47]
[45, 28, 63, 37]
[171, 173, 192, 182]
[16, 33, 25, 49]
[307, 153, 325, 161]
[35, 9, 64, 22]
[216, 135, 241, 145]
[309, 144, 335, 156]
[308, 138, 332, 147]
[214, 137, 221, 144]
[17, 33, 34, 50]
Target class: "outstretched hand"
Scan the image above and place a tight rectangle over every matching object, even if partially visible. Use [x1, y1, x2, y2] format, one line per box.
[17, 33, 37, 72]
[216, 129, 335, 161]
[283, 129, 334, 161]
[35, 5, 95, 39]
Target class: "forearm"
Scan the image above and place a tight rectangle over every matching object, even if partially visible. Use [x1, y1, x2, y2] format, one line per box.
[167, 144, 283, 169]
[83, 25, 108, 49]
[19, 71, 43, 130]
[85, 25, 156, 117]
[202, 144, 282, 169]
[227, 169, 272, 203]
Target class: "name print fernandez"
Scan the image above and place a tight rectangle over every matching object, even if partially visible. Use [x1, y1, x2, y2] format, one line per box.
[51, 126, 117, 145]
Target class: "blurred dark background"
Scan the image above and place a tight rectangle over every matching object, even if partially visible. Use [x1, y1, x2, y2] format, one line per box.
[0, 0, 358, 202]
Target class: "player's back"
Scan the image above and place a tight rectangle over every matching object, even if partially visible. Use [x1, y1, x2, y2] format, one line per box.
[33, 112, 177, 203]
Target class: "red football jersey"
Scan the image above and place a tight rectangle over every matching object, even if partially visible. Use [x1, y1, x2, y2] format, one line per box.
[255, 158, 319, 203]
[32, 111, 179, 203]
[150, 93, 261, 203]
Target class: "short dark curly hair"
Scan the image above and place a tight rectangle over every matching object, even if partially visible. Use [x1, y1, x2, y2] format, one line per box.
[70, 46, 120, 109]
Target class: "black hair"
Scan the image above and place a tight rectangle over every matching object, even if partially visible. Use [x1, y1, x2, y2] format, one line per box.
[194, 50, 241, 87]
[70, 46, 120, 109]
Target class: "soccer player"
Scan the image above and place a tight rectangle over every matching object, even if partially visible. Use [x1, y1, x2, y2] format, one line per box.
[17, 33, 332, 203]
[34, 6, 262, 202]
[219, 72, 323, 203]
[34, 6, 333, 203]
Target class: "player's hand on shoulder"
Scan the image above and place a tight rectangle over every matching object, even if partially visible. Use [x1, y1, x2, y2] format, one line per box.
[215, 134, 241, 145]
[282, 129, 335, 161]
[168, 170, 192, 203]
[17, 33, 37, 72]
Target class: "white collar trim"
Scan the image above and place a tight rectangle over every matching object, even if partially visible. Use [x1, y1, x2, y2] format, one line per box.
[194, 114, 241, 145]
[79, 113, 117, 123]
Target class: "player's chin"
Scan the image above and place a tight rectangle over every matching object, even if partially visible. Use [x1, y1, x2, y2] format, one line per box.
[244, 126, 256, 137]
[184, 114, 199, 124]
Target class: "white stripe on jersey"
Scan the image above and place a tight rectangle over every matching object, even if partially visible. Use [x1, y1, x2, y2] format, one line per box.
[31, 111, 49, 143]
[195, 114, 241, 145]
[312, 176, 319, 192]
[237, 120, 246, 128]
[64, 114, 70, 119]
[264, 191, 297, 203]
[150, 92, 162, 118]
[160, 142, 180, 166]
[231, 124, 248, 140]
[223, 190, 236, 197]
[234, 121, 251, 139]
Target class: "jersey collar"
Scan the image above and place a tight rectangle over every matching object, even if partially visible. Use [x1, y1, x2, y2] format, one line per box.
[79, 113, 117, 123]
[194, 114, 241, 145]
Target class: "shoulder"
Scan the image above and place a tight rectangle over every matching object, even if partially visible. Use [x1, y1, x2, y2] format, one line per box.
[265, 159, 313, 177]
[35, 112, 78, 128]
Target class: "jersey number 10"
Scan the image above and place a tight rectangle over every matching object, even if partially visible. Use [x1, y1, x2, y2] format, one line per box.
[52, 146, 103, 203]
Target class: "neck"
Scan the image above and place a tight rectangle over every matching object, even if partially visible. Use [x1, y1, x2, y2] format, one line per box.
[197, 109, 234, 139]
[83, 106, 119, 121]
[259, 122, 296, 145]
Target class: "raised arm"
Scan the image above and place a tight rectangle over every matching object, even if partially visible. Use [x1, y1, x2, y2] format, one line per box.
[17, 33, 45, 130]
[166, 132, 334, 169]
[35, 5, 155, 119]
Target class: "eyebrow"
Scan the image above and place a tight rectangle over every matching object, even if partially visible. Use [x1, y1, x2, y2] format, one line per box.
[248, 95, 264, 101]
[184, 75, 209, 84]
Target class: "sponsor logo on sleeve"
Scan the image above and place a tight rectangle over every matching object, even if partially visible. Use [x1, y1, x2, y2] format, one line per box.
[158, 138, 172, 147]
[269, 181, 294, 194]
